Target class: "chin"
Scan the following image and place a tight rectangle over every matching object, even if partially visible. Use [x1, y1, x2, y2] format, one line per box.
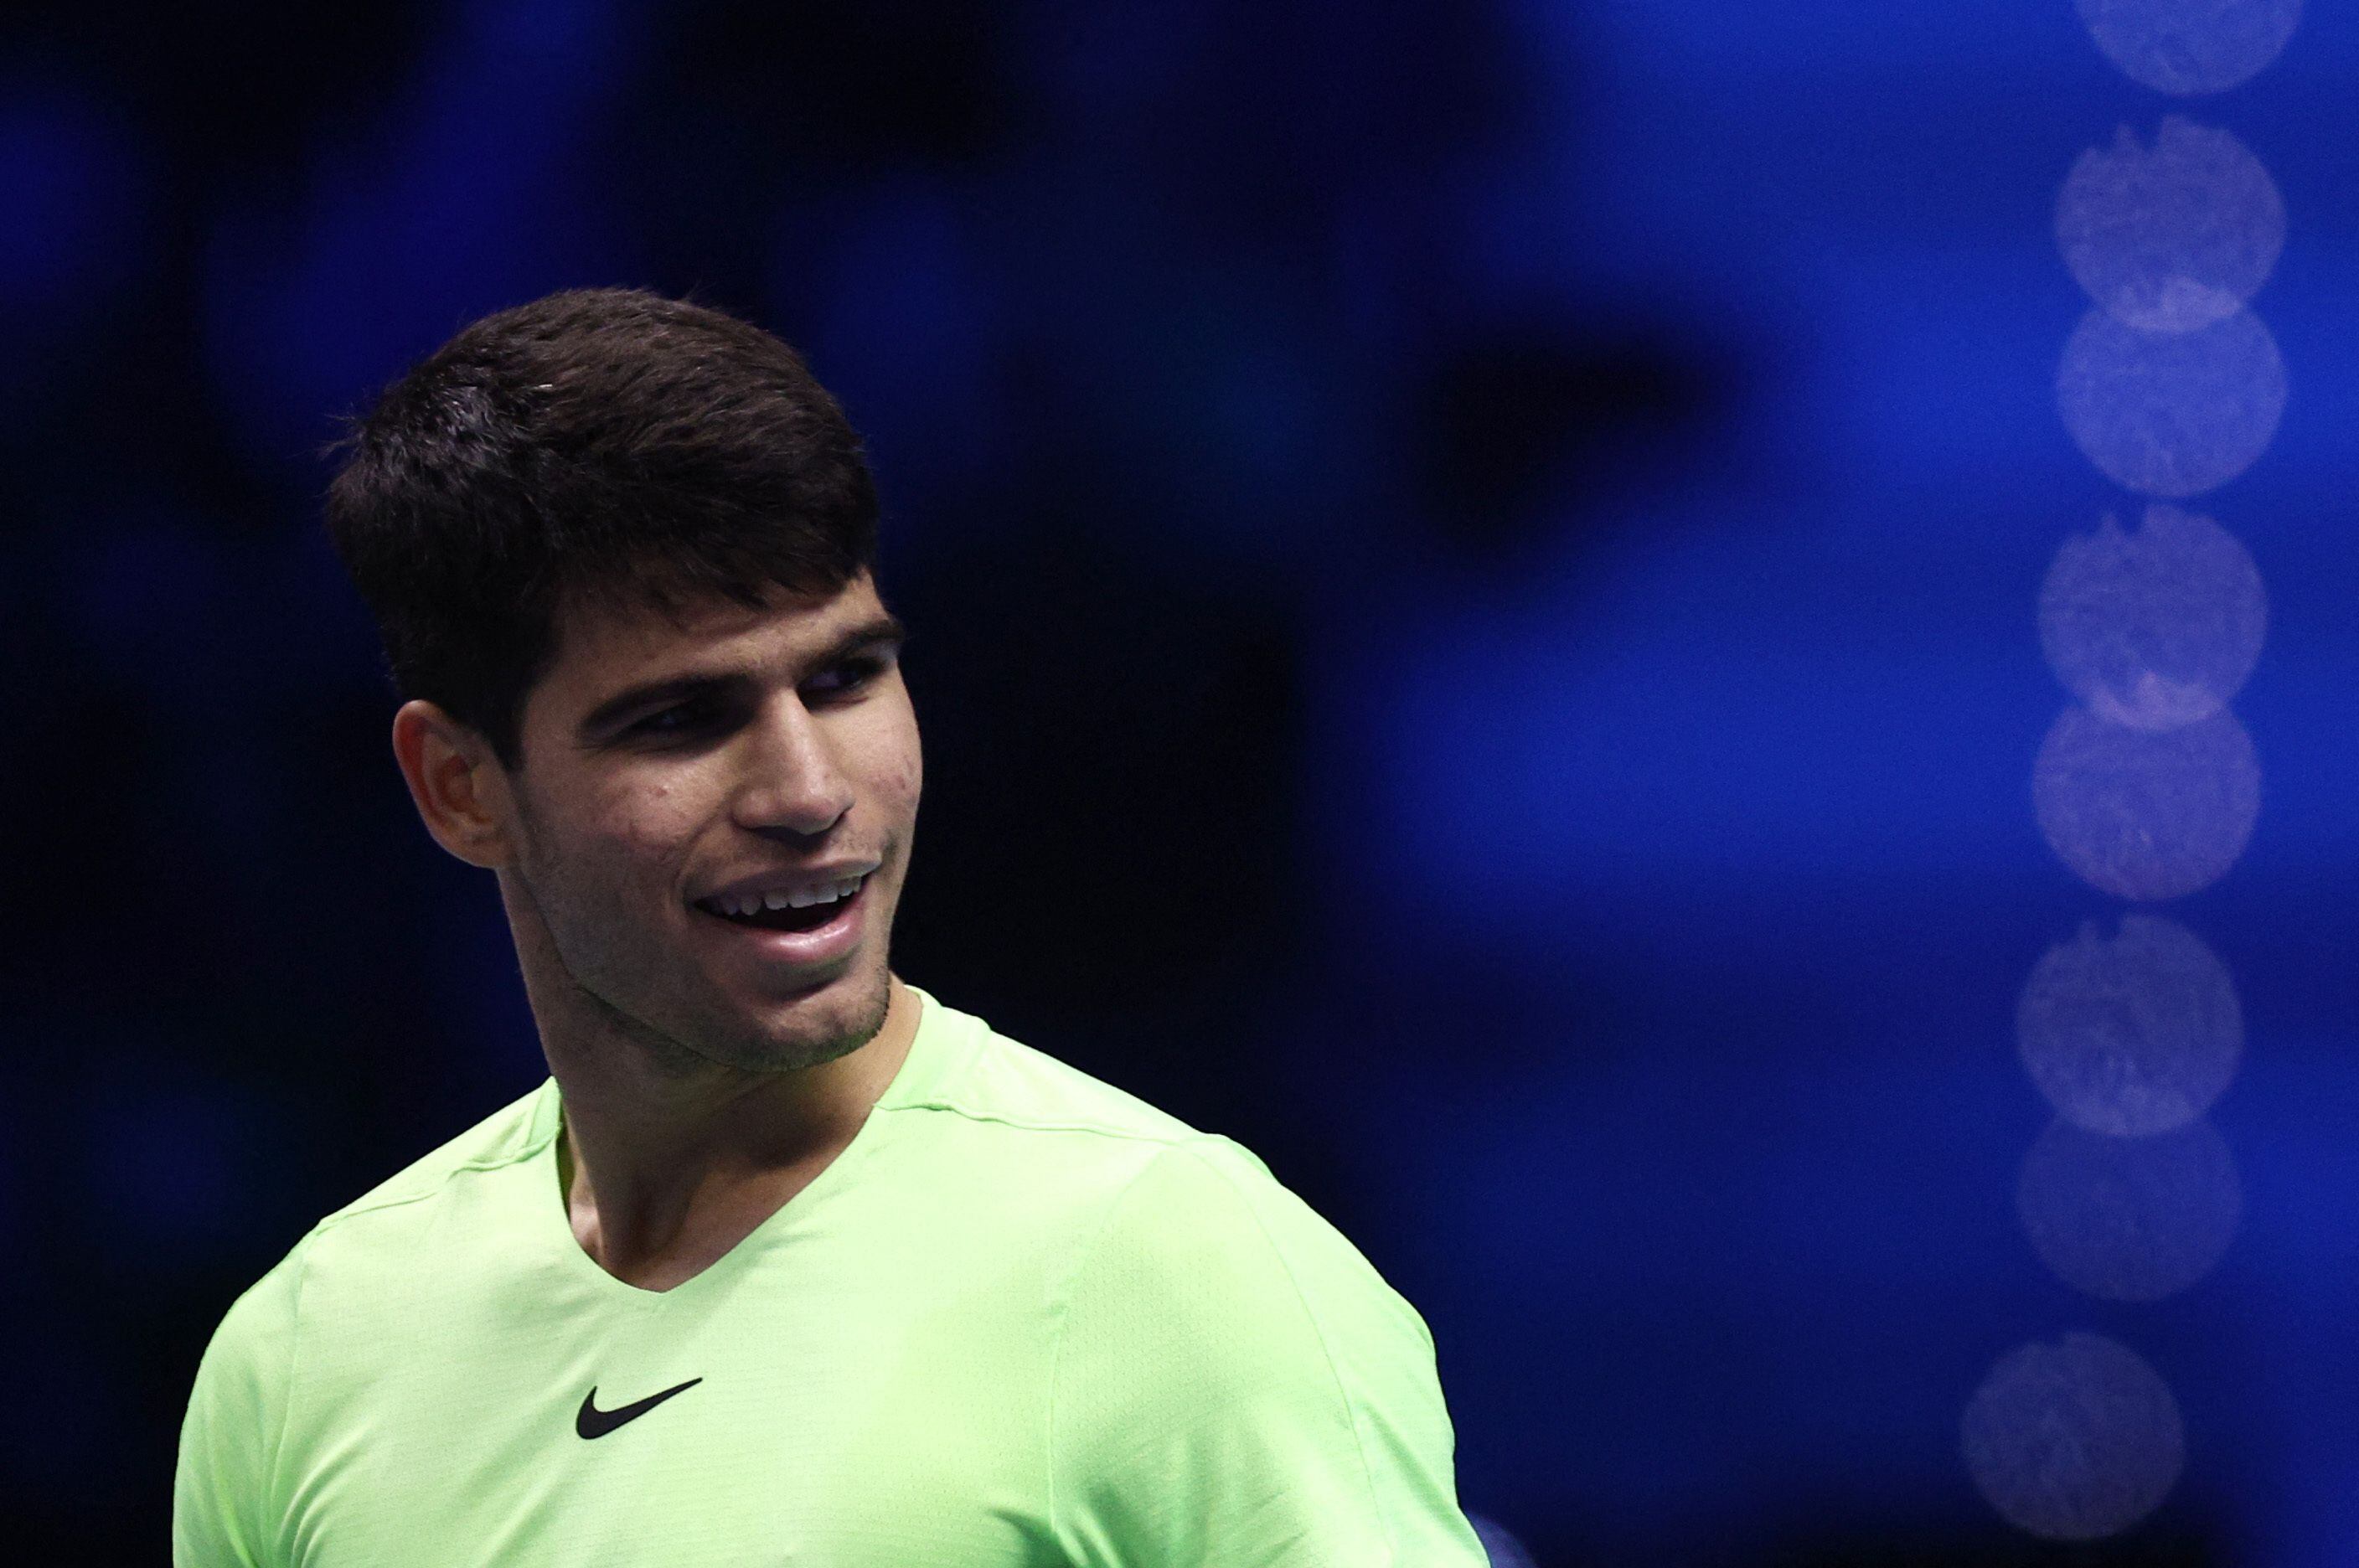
[758, 966, 890, 1050]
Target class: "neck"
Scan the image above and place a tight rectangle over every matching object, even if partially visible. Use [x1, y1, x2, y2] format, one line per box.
[550, 974, 921, 1287]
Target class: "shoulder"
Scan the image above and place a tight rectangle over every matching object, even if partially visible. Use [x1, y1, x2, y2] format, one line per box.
[225, 1079, 553, 1313]
[1044, 1136, 1470, 1560]
[910, 991, 1408, 1321]
[903, 990, 1210, 1148]
[1069, 1135, 1423, 1346]
[317, 1079, 553, 1226]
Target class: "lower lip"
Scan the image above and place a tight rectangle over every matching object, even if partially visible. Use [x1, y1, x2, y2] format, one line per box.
[693, 877, 870, 975]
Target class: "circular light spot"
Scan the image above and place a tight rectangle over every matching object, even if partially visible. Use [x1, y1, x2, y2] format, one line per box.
[2018, 1118, 2241, 1301]
[2033, 704, 2259, 902]
[2057, 119, 2284, 333]
[2018, 914, 2242, 1137]
[2073, 0, 2302, 95]
[1963, 1332, 2185, 1540]
[2057, 307, 2285, 498]
[2038, 504, 2265, 732]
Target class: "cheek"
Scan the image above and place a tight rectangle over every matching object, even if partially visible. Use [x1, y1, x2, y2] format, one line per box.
[586, 781, 704, 869]
[870, 710, 921, 809]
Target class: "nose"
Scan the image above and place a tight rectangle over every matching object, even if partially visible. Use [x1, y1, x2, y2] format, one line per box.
[728, 693, 854, 838]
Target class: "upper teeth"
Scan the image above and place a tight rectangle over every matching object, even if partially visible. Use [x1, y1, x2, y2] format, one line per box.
[713, 875, 863, 917]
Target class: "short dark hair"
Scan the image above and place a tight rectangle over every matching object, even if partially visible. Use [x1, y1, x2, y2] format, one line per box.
[323, 286, 880, 774]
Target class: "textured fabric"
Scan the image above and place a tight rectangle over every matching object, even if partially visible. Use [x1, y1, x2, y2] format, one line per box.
[173, 983, 1489, 1566]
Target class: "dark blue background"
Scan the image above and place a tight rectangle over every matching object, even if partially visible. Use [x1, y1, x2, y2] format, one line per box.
[3, 3, 2351, 1562]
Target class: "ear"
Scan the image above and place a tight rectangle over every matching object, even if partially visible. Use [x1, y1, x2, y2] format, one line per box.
[390, 699, 518, 869]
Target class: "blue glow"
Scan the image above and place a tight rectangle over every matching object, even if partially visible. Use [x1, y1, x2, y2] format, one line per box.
[202, 0, 642, 478]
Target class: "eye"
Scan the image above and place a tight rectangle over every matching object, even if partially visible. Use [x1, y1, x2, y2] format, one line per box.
[632, 700, 715, 736]
[808, 655, 887, 699]
[627, 659, 885, 740]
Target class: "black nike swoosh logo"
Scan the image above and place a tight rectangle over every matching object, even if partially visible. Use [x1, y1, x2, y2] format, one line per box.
[576, 1378, 704, 1440]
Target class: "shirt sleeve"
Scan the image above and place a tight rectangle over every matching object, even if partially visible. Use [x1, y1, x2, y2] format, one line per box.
[175, 1240, 306, 1568]
[1048, 1138, 1489, 1567]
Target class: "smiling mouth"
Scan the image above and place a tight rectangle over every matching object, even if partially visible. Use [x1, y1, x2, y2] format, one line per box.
[705, 900, 844, 933]
[691, 874, 869, 934]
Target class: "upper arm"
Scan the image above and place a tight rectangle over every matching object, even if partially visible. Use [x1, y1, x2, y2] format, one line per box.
[1047, 1140, 1488, 1568]
[175, 1243, 305, 1568]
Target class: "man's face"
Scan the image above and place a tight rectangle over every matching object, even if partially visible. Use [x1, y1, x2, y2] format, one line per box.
[490, 570, 920, 1077]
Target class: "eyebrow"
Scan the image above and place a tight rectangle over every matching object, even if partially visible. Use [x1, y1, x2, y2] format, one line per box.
[574, 613, 910, 745]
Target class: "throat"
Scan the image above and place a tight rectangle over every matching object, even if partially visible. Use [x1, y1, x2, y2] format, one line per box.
[565, 1154, 839, 1293]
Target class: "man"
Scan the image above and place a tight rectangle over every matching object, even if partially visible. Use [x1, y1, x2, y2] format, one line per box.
[173, 287, 1489, 1565]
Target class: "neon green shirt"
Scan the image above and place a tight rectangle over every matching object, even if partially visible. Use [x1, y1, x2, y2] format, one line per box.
[174, 983, 1488, 1565]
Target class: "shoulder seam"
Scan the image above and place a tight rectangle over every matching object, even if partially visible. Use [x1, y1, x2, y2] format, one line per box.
[880, 1097, 1204, 1145]
[310, 1091, 1191, 1236]
[311, 1140, 549, 1235]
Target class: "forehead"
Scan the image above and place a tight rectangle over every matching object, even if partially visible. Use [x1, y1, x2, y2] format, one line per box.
[541, 572, 885, 702]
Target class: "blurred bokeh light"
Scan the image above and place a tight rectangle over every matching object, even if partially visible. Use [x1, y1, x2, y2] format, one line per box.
[2057, 306, 2286, 498]
[1963, 1332, 2186, 1540]
[2016, 913, 2242, 1137]
[2039, 503, 2265, 731]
